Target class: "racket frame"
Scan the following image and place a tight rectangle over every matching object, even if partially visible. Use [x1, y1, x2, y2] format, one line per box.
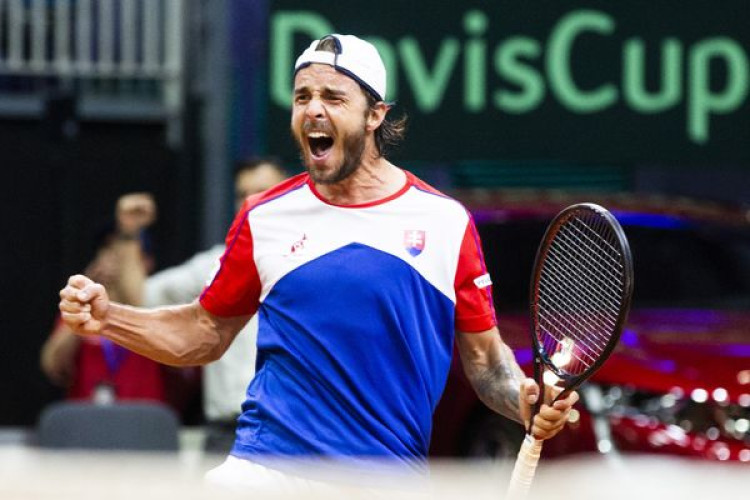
[527, 202, 634, 427]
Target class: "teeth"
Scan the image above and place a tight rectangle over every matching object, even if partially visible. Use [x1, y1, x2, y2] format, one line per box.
[308, 132, 330, 139]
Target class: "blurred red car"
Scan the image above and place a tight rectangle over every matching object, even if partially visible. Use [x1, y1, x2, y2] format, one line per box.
[429, 190, 750, 463]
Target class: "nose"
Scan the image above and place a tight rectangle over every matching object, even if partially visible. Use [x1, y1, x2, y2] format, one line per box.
[304, 96, 325, 120]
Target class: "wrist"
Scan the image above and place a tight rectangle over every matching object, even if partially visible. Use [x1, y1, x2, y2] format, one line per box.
[98, 302, 119, 333]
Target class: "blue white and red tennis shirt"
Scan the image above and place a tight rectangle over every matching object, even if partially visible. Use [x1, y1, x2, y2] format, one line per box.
[200, 170, 496, 471]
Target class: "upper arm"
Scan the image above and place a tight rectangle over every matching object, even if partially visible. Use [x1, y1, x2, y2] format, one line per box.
[199, 204, 261, 318]
[194, 301, 252, 360]
[454, 214, 496, 333]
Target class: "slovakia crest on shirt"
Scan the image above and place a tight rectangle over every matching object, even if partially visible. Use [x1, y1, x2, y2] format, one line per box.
[404, 229, 426, 257]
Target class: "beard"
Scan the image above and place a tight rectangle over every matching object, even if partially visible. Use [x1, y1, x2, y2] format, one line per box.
[294, 121, 368, 185]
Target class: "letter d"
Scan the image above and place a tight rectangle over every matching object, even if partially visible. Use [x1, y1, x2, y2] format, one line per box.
[270, 12, 333, 108]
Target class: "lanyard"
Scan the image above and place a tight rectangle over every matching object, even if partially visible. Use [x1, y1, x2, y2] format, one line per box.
[100, 338, 128, 376]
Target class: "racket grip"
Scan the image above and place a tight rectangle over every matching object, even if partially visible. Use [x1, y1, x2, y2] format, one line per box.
[506, 434, 543, 499]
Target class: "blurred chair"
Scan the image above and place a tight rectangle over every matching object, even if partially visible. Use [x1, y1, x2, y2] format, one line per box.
[36, 401, 180, 451]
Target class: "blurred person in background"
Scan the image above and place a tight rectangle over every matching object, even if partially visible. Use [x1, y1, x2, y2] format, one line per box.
[41, 193, 165, 404]
[130, 158, 288, 453]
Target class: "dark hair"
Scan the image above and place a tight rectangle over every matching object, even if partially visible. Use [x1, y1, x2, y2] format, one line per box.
[234, 156, 286, 178]
[315, 36, 340, 55]
[311, 36, 407, 157]
[365, 93, 407, 157]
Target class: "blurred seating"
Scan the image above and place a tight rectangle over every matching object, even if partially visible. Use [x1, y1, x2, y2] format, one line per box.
[36, 401, 179, 451]
[0, 0, 186, 146]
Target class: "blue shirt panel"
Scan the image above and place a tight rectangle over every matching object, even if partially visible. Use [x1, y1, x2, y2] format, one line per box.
[231, 243, 455, 468]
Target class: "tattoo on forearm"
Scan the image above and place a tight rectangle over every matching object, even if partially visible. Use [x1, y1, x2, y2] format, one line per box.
[471, 343, 523, 423]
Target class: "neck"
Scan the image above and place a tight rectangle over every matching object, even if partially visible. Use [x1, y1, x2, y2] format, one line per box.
[314, 155, 405, 206]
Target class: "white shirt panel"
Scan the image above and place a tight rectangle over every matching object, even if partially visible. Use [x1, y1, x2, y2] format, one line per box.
[248, 185, 469, 303]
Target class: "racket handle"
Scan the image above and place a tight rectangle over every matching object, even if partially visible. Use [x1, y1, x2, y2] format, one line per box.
[506, 434, 543, 499]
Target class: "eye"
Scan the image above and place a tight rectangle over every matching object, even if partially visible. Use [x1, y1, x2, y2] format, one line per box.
[323, 91, 345, 104]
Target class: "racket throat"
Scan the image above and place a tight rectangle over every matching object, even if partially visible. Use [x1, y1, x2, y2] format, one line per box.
[529, 357, 544, 434]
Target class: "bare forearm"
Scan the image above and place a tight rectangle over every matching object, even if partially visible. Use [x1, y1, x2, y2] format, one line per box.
[101, 302, 226, 366]
[112, 239, 147, 306]
[40, 325, 81, 385]
[458, 330, 526, 424]
[473, 342, 525, 423]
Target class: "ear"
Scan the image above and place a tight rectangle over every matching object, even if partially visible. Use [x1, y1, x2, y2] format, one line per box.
[365, 101, 389, 132]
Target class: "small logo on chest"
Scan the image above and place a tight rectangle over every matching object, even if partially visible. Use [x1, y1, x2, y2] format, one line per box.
[284, 233, 308, 257]
[404, 230, 426, 257]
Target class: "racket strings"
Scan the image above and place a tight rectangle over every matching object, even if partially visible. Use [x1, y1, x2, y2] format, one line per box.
[538, 270, 620, 362]
[540, 233, 623, 337]
[537, 234, 623, 367]
[537, 296, 605, 368]
[540, 241, 621, 348]
[542, 245, 622, 327]
[553, 219, 626, 307]
[535, 214, 627, 375]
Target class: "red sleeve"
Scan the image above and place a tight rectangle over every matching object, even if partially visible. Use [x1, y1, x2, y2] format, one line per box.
[454, 215, 497, 332]
[199, 200, 261, 317]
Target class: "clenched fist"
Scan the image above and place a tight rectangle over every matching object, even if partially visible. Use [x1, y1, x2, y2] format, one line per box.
[58, 275, 111, 336]
[116, 192, 156, 237]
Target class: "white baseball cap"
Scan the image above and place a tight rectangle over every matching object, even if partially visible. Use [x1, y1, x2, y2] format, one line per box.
[294, 34, 387, 102]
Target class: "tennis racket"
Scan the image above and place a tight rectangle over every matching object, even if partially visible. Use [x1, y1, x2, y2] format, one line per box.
[506, 203, 634, 499]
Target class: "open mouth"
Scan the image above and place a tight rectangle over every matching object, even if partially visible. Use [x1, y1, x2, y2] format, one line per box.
[307, 132, 334, 159]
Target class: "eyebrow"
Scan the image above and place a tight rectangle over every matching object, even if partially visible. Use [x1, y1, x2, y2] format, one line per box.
[324, 88, 347, 99]
[293, 85, 347, 98]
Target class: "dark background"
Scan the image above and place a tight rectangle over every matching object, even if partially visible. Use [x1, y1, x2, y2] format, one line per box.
[0, 116, 201, 424]
[265, 1, 750, 166]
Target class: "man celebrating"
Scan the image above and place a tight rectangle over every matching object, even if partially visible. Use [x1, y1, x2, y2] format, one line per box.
[59, 34, 577, 489]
